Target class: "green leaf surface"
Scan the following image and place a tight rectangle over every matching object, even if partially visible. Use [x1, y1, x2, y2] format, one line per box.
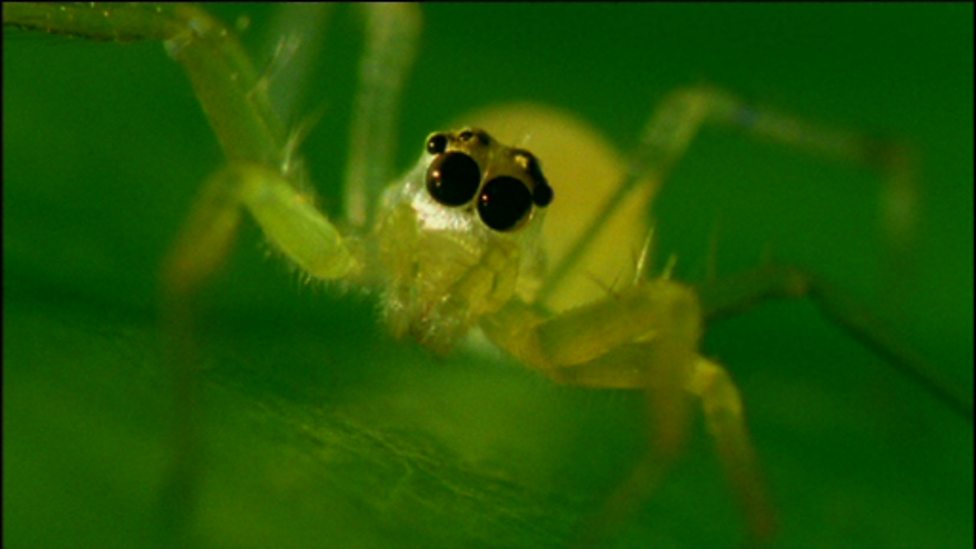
[4, 4, 972, 547]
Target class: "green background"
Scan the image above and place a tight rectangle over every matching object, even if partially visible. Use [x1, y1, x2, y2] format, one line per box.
[4, 4, 972, 547]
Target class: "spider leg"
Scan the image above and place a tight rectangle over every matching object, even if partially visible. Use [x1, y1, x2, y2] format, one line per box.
[698, 264, 974, 421]
[540, 85, 918, 303]
[687, 356, 775, 542]
[4, 4, 360, 278]
[512, 89, 934, 539]
[343, 4, 421, 228]
[5, 3, 363, 542]
[554, 341, 773, 545]
[482, 279, 774, 544]
[156, 162, 360, 543]
[570, 340, 697, 548]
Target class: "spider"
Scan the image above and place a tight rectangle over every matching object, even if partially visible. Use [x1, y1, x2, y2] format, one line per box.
[4, 3, 972, 547]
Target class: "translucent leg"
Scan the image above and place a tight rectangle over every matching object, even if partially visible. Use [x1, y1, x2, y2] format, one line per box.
[566, 341, 700, 547]
[258, 4, 334, 124]
[156, 162, 360, 541]
[698, 264, 974, 421]
[482, 280, 773, 543]
[687, 357, 776, 543]
[157, 167, 247, 544]
[554, 345, 771, 545]
[5, 4, 363, 542]
[539, 85, 918, 302]
[343, 4, 421, 227]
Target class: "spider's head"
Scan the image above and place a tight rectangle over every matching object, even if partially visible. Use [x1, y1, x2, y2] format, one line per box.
[375, 128, 553, 353]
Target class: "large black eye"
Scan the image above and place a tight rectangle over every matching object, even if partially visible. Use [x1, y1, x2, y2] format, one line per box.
[477, 176, 533, 231]
[426, 152, 480, 206]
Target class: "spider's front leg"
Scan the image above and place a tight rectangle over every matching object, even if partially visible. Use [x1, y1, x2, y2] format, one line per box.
[481, 278, 774, 544]
[164, 163, 359, 296]
[160, 163, 359, 539]
[4, 2, 378, 539]
[5, 3, 364, 288]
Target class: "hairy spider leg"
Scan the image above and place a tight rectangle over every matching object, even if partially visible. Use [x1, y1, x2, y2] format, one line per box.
[3, 3, 384, 542]
[604, 82, 966, 448]
[470, 86, 929, 544]
[5, 5, 958, 547]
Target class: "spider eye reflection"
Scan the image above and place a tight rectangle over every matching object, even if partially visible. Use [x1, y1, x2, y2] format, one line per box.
[478, 176, 533, 231]
[426, 152, 481, 206]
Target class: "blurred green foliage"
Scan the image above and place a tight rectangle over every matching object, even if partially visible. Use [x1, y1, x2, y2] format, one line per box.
[3, 4, 972, 547]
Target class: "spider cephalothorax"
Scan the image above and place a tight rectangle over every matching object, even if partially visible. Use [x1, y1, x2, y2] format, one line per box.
[375, 128, 553, 351]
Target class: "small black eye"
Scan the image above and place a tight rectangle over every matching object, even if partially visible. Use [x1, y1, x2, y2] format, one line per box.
[533, 183, 553, 207]
[426, 133, 448, 155]
[478, 176, 533, 231]
[426, 152, 481, 206]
